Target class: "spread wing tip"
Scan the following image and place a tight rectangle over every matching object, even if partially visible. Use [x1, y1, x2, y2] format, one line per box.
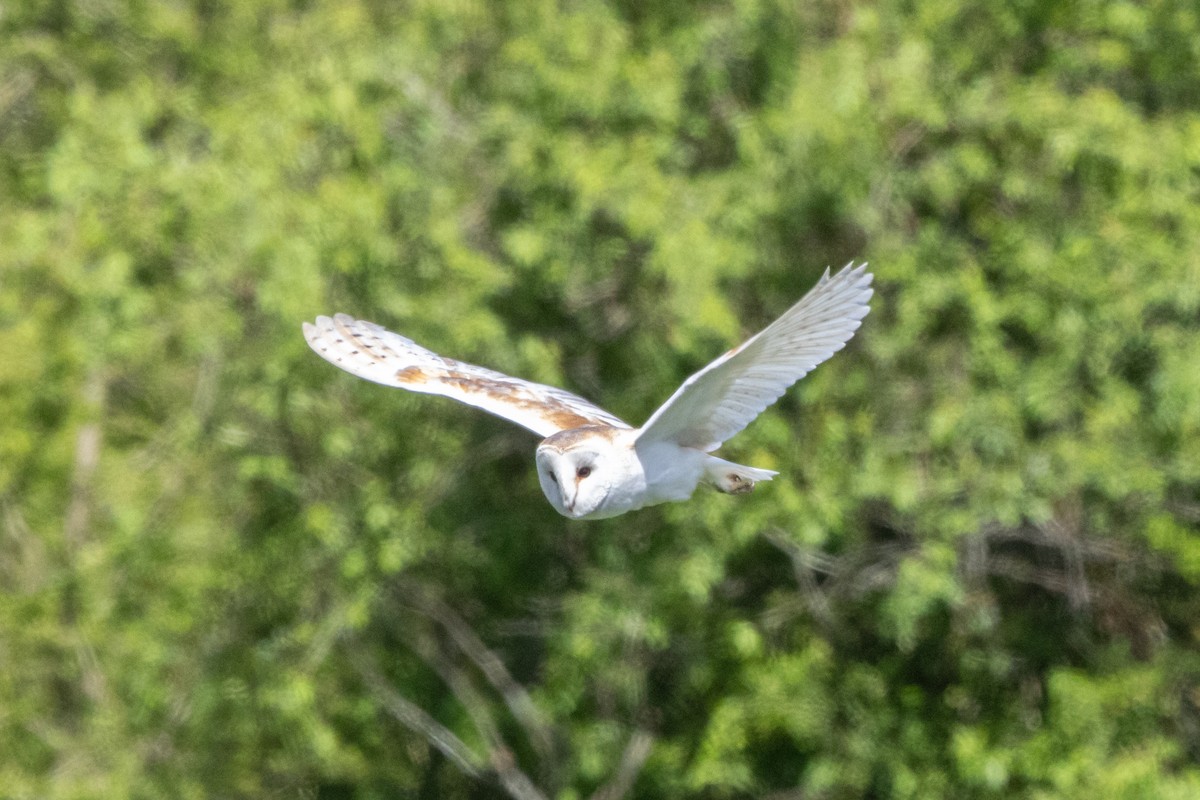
[303, 314, 340, 331]
[831, 262, 875, 315]
[635, 259, 876, 450]
[302, 317, 329, 346]
[303, 315, 346, 347]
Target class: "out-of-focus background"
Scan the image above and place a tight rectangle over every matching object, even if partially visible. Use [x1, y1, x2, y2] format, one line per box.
[3, 1, 1199, 797]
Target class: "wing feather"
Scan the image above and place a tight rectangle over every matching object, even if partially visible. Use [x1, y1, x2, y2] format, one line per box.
[302, 314, 629, 437]
[635, 263, 873, 451]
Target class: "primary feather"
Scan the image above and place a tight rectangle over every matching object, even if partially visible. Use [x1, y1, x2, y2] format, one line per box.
[635, 263, 873, 451]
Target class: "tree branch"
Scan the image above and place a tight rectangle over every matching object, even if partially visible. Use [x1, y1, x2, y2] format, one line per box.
[64, 370, 105, 553]
[490, 749, 550, 800]
[350, 652, 484, 778]
[355, 639, 550, 800]
[396, 586, 556, 759]
[764, 531, 836, 629]
[588, 729, 654, 800]
[410, 630, 506, 755]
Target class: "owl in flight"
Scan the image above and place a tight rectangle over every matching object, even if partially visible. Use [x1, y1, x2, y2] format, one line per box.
[303, 263, 872, 519]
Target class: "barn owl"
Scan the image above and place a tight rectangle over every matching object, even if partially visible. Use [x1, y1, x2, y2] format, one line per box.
[303, 263, 873, 519]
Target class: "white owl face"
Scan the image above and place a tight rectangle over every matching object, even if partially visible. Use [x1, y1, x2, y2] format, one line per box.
[535, 444, 613, 519]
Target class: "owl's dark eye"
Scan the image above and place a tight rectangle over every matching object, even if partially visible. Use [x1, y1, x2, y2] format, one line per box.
[547, 472, 558, 484]
[577, 466, 592, 479]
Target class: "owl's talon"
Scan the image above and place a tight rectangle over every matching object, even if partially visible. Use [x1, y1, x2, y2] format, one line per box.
[718, 473, 755, 494]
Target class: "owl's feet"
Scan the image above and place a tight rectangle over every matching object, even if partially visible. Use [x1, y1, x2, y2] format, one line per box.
[705, 457, 778, 495]
[718, 473, 757, 494]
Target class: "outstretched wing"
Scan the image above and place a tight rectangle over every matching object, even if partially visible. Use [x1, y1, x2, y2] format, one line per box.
[303, 314, 630, 437]
[636, 263, 873, 452]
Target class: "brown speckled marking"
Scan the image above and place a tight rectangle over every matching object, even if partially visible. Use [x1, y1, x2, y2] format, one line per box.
[331, 317, 388, 364]
[723, 340, 750, 359]
[394, 366, 429, 384]
[539, 425, 623, 451]
[307, 313, 630, 435]
[436, 375, 598, 431]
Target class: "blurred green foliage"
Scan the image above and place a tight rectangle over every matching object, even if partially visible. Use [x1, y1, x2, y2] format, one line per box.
[2, 0, 1200, 797]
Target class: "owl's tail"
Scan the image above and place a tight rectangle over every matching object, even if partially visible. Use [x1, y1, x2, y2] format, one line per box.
[704, 457, 778, 495]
